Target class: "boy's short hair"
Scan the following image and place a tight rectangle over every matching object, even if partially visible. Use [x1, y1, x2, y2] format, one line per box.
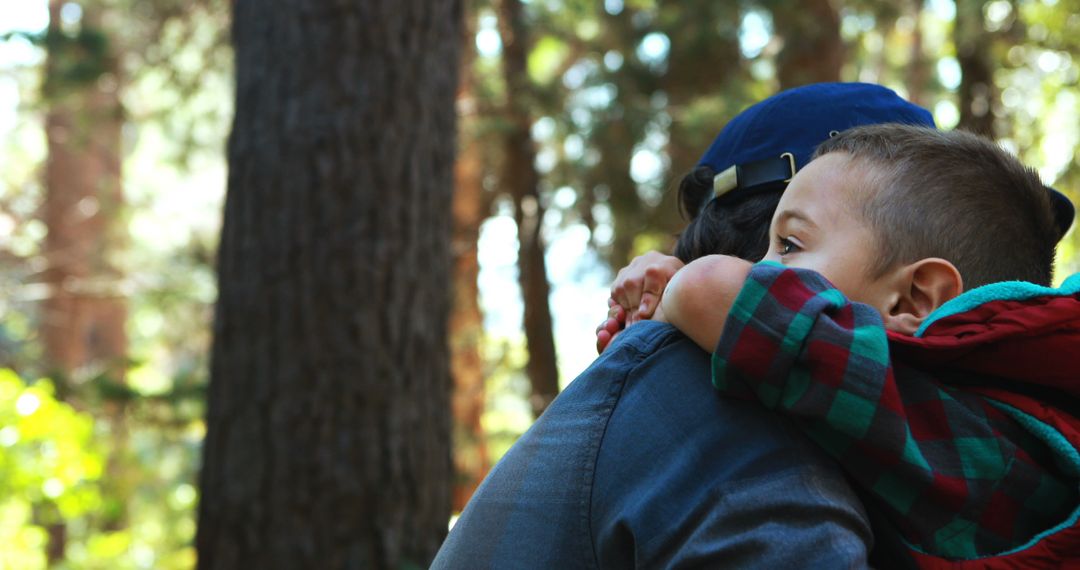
[816, 124, 1057, 287]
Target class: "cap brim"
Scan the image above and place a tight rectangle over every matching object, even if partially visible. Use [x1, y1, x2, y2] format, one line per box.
[1048, 186, 1074, 240]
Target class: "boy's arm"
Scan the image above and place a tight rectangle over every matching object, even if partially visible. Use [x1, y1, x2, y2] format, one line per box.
[715, 261, 1073, 560]
[658, 255, 752, 351]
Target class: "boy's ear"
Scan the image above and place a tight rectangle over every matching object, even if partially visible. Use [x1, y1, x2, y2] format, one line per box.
[882, 258, 963, 335]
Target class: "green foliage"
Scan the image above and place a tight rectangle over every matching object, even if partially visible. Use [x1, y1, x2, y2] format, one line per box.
[41, 27, 112, 99]
[472, 0, 1080, 271]
[528, 35, 572, 85]
[0, 0, 226, 567]
[0, 369, 102, 569]
[1002, 0, 1080, 278]
[0, 368, 201, 569]
[0, 370, 203, 568]
[481, 336, 534, 463]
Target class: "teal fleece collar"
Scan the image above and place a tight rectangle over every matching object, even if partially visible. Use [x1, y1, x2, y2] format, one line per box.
[916, 273, 1080, 338]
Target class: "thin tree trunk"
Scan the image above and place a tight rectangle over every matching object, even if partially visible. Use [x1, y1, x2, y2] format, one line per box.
[907, 0, 931, 108]
[196, 1, 460, 568]
[497, 0, 560, 417]
[771, 0, 843, 89]
[955, 0, 996, 137]
[40, 0, 127, 563]
[449, 5, 490, 511]
[602, 120, 643, 270]
[41, 2, 127, 388]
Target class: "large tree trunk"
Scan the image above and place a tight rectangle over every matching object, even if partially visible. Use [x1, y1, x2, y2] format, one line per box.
[40, 1, 127, 563]
[196, 1, 460, 568]
[497, 0, 560, 417]
[770, 0, 843, 89]
[955, 0, 996, 137]
[449, 5, 490, 511]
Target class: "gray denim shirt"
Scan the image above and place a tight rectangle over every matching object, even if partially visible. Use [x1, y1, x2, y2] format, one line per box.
[432, 321, 871, 569]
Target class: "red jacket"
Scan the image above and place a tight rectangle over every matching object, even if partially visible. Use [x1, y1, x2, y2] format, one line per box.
[715, 264, 1080, 568]
[889, 278, 1080, 569]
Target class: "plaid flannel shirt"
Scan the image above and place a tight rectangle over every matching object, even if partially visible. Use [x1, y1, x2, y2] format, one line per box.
[712, 261, 1077, 560]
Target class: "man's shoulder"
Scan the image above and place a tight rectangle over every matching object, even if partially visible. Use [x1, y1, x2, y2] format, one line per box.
[591, 318, 872, 568]
[596, 318, 844, 492]
[551, 321, 689, 397]
[431, 323, 688, 568]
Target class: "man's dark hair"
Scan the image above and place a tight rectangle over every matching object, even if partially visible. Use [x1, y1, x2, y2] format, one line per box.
[673, 166, 782, 263]
[816, 124, 1058, 287]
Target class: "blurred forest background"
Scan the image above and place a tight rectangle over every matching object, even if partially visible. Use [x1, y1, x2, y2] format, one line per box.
[0, 0, 1077, 567]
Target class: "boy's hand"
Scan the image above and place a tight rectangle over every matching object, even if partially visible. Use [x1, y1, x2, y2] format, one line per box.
[611, 252, 685, 325]
[596, 252, 684, 354]
[595, 299, 624, 354]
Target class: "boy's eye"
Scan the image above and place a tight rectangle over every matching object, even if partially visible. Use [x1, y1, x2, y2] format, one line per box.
[778, 236, 800, 256]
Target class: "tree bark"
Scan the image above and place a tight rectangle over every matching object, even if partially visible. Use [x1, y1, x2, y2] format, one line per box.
[40, 0, 128, 563]
[497, 0, 561, 417]
[907, 1, 931, 108]
[41, 1, 127, 391]
[449, 5, 490, 511]
[196, 1, 460, 568]
[597, 119, 644, 270]
[771, 0, 843, 89]
[955, 0, 996, 137]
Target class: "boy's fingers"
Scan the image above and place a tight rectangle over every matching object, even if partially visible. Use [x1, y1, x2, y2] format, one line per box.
[638, 267, 667, 317]
[638, 294, 656, 318]
[595, 320, 623, 353]
[609, 304, 625, 325]
[611, 251, 683, 314]
[602, 317, 620, 335]
[611, 282, 631, 314]
[611, 266, 633, 311]
[596, 330, 612, 354]
[623, 276, 643, 310]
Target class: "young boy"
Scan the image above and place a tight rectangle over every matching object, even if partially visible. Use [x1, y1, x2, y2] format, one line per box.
[657, 124, 1080, 565]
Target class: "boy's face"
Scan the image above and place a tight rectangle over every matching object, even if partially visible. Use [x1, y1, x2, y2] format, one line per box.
[762, 152, 897, 314]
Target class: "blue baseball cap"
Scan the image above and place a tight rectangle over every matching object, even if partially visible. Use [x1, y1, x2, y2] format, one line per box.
[698, 82, 934, 177]
[697, 81, 1074, 238]
[1049, 187, 1075, 239]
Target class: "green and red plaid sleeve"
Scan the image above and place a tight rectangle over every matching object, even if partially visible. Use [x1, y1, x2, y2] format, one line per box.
[713, 261, 1076, 560]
